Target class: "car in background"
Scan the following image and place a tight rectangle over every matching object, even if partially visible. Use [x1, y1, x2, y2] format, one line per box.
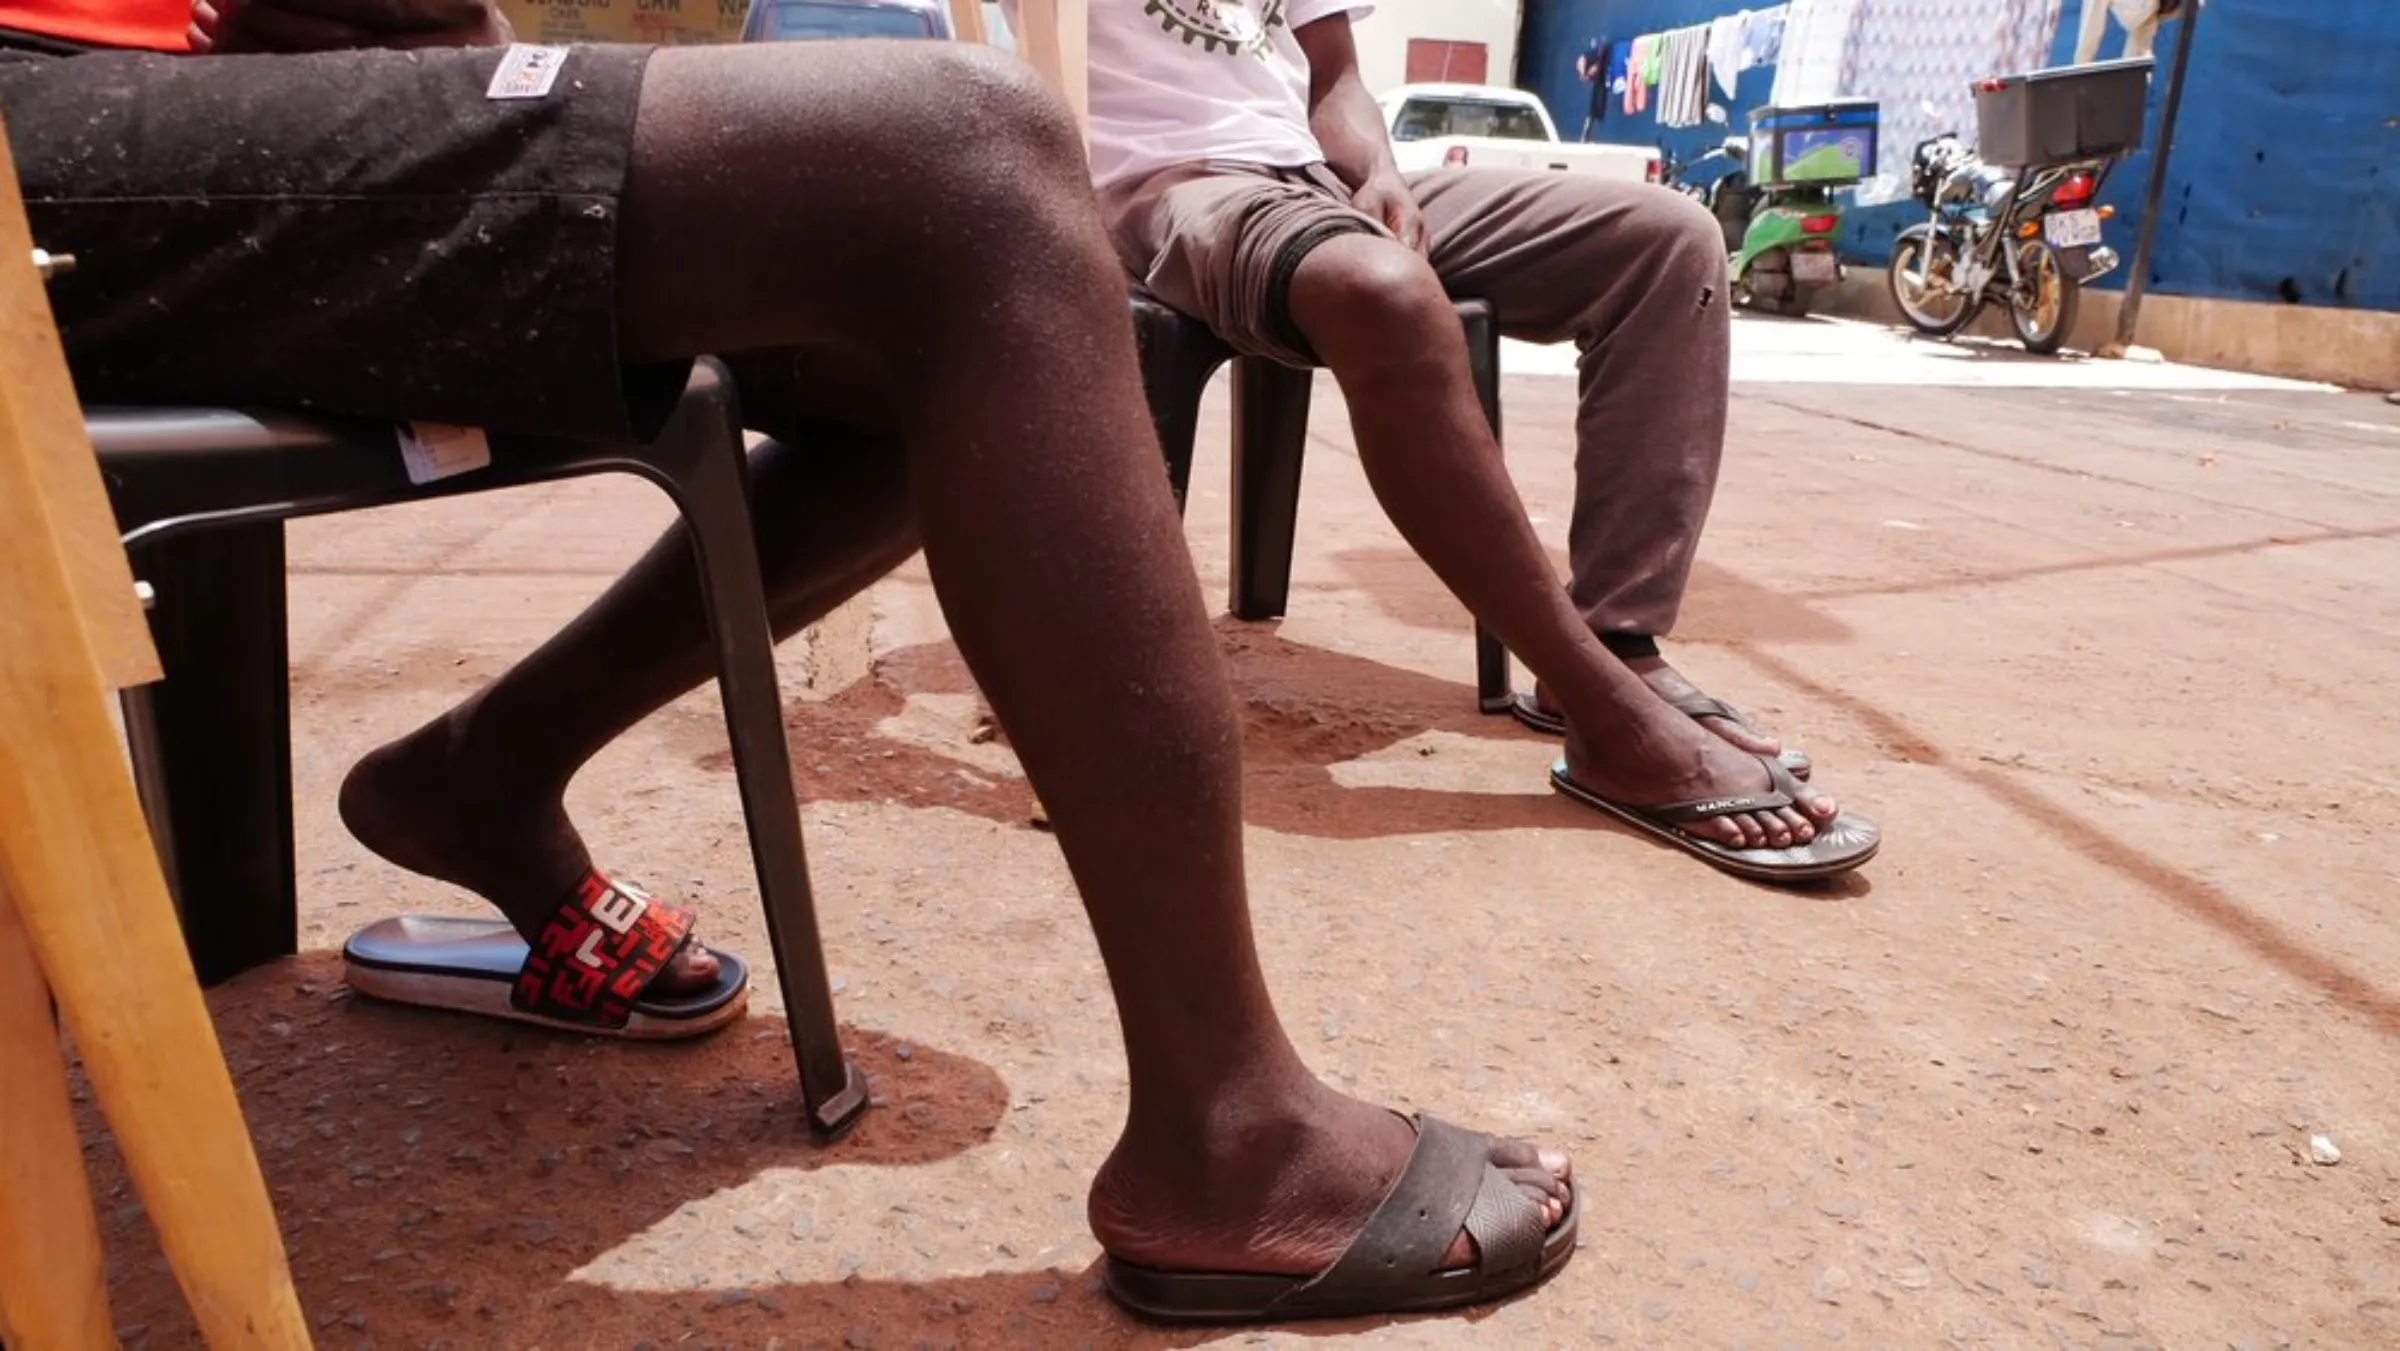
[741, 0, 949, 42]
[1380, 83, 1660, 183]
[740, 0, 1015, 45]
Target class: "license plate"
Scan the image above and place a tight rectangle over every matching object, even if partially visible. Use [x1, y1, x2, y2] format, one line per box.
[1791, 250, 1840, 283]
[2045, 208, 2103, 249]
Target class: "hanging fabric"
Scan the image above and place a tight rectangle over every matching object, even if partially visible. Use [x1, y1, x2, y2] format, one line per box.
[1743, 5, 1789, 68]
[1658, 24, 1716, 129]
[1708, 11, 1749, 99]
[1624, 33, 1654, 115]
[2076, 0, 2164, 64]
[1771, 0, 1863, 107]
[1840, 0, 2066, 204]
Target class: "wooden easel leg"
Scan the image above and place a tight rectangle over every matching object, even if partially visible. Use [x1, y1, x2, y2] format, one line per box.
[0, 878, 115, 1351]
[0, 505, 313, 1348]
[1, 119, 311, 1346]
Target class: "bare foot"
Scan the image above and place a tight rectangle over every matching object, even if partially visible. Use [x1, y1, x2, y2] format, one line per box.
[1560, 694, 1837, 851]
[1089, 1076, 1571, 1277]
[1533, 658, 1786, 759]
[337, 702, 721, 995]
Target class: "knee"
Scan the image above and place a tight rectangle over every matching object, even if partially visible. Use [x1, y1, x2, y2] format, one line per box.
[1291, 237, 1458, 362]
[1636, 188, 1734, 289]
[913, 45, 1090, 201]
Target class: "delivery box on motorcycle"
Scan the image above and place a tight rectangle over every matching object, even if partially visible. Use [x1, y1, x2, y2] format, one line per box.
[1747, 101, 1880, 187]
[1974, 58, 2153, 168]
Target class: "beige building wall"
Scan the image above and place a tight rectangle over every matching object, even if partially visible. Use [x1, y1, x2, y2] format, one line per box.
[1350, 0, 1524, 95]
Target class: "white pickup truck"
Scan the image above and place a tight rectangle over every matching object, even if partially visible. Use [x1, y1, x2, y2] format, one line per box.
[1380, 83, 1660, 183]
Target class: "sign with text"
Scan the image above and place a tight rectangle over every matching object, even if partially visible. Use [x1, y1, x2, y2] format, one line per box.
[497, 0, 749, 47]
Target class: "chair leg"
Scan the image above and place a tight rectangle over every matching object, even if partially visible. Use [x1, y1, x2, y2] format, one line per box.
[646, 367, 866, 1141]
[1134, 310, 1226, 515]
[1230, 357, 1314, 621]
[1460, 303, 1515, 712]
[124, 524, 300, 983]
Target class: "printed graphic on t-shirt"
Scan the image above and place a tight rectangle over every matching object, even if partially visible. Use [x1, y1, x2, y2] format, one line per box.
[1145, 0, 1288, 57]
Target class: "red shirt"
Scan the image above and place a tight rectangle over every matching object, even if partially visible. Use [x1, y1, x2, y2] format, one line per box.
[1, 0, 192, 51]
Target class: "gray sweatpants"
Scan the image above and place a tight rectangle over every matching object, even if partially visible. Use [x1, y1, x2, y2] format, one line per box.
[1101, 161, 1731, 639]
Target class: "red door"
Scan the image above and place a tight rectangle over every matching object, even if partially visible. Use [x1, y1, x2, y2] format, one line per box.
[1404, 38, 1490, 84]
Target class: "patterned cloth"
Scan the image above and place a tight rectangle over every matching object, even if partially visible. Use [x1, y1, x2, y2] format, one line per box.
[1659, 24, 1715, 128]
[1771, 0, 1864, 107]
[1838, 0, 2065, 204]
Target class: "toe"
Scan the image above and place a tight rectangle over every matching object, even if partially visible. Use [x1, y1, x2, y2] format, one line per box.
[1794, 784, 1840, 824]
[1441, 1141, 1575, 1269]
[1773, 806, 1817, 844]
[656, 942, 721, 995]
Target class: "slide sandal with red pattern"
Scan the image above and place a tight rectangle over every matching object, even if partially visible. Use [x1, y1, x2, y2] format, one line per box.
[343, 870, 747, 1040]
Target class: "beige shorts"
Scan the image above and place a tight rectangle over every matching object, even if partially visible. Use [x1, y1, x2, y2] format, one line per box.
[1100, 160, 1387, 367]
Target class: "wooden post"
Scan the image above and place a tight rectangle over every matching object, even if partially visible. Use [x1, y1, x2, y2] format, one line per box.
[946, 0, 987, 44]
[1010, 0, 1088, 136]
[0, 117, 312, 1348]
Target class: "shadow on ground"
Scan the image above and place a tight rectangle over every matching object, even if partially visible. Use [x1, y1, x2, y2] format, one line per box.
[698, 618, 1580, 843]
[87, 953, 1540, 1349]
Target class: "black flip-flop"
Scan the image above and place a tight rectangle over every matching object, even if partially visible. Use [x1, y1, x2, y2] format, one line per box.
[343, 871, 748, 1040]
[1548, 754, 1878, 883]
[1104, 1114, 1578, 1324]
[1509, 691, 1815, 779]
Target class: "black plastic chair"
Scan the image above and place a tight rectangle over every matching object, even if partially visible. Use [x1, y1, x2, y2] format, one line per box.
[94, 359, 869, 1140]
[1130, 296, 1515, 712]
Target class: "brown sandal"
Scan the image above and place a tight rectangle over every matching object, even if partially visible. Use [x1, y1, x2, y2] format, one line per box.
[1103, 1114, 1579, 1324]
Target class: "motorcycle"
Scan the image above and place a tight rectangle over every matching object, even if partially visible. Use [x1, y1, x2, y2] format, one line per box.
[1886, 132, 2121, 355]
[1667, 133, 1849, 319]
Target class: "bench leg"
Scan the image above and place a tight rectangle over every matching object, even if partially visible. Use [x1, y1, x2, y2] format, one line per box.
[124, 524, 299, 985]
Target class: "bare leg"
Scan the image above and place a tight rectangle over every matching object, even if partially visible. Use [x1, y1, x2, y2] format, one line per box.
[344, 42, 1562, 1274]
[1287, 235, 1829, 849]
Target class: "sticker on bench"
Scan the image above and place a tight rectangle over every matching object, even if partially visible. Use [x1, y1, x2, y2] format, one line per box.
[397, 422, 493, 485]
[487, 45, 569, 101]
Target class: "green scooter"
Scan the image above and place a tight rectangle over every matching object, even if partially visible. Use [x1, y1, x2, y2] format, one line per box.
[1670, 100, 1880, 319]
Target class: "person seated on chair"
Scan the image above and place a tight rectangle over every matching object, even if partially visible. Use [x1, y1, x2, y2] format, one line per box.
[1, 0, 1575, 1323]
[1043, 0, 1878, 883]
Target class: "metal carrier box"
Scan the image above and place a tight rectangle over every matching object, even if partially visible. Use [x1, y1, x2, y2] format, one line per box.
[1748, 100, 1880, 186]
[1974, 58, 2154, 167]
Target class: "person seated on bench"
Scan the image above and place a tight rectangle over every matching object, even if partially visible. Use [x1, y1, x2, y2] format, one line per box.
[1047, 0, 1879, 882]
[0, 0, 1578, 1323]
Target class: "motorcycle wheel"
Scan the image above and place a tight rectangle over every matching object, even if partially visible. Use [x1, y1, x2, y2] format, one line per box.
[2009, 240, 2080, 356]
[1888, 229, 1975, 337]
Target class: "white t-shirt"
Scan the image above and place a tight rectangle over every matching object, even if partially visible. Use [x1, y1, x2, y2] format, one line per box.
[1003, 1, 1374, 189]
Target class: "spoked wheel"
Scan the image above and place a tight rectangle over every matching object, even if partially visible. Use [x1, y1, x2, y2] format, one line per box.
[2008, 240, 2080, 355]
[1888, 229, 1975, 337]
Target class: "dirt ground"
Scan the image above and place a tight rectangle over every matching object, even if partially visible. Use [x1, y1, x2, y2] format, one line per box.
[73, 317, 2400, 1348]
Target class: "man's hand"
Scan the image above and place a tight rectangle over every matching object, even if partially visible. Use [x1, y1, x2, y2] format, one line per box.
[1352, 173, 1429, 255]
[192, 0, 513, 54]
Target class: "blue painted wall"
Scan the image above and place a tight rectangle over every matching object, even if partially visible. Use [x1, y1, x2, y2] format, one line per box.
[1517, 0, 2400, 311]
